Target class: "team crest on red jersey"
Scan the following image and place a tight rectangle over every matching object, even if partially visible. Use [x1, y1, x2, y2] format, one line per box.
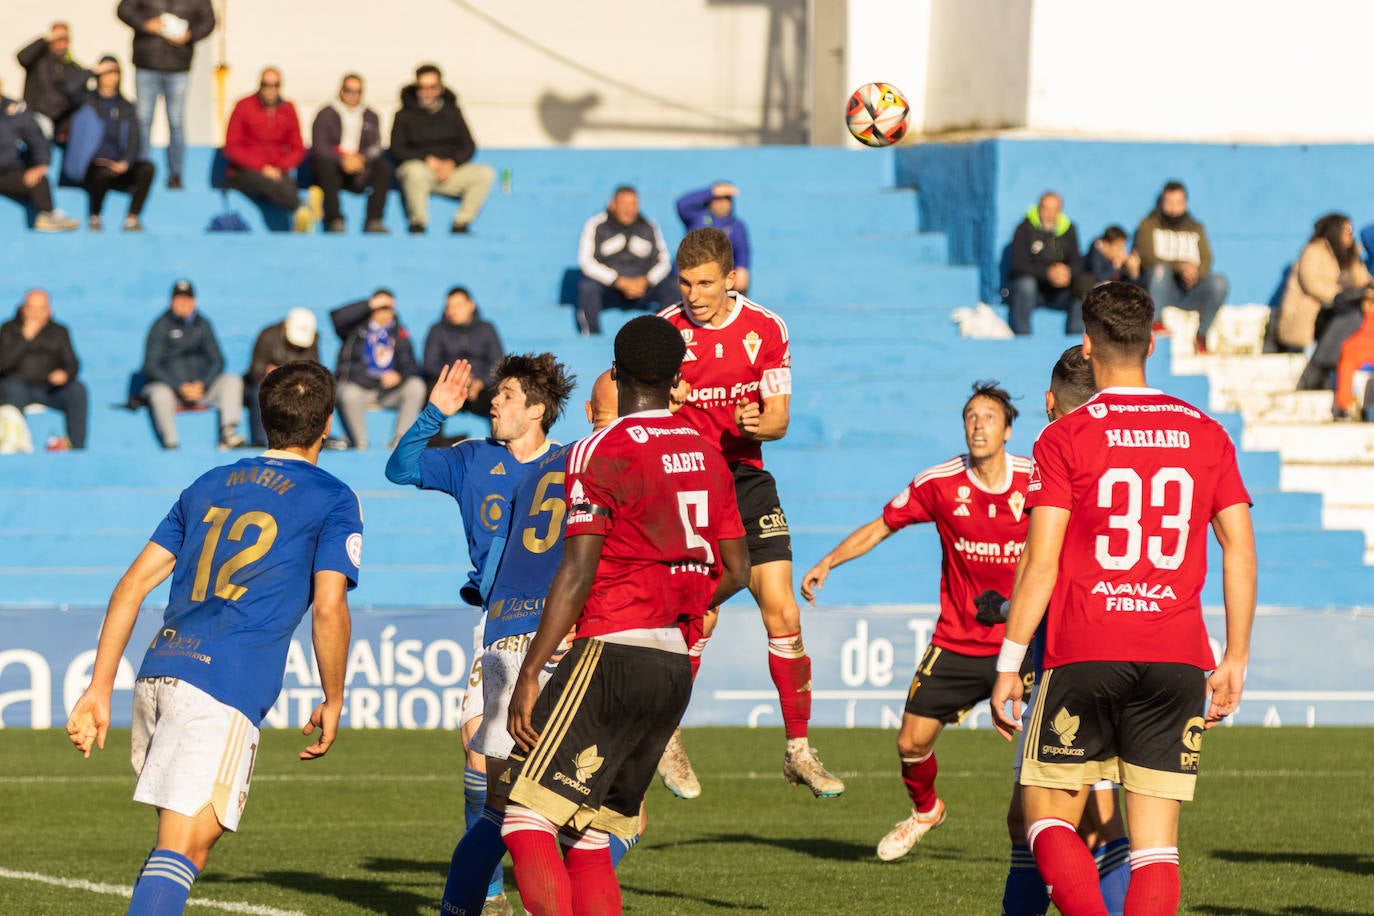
[1008, 491, 1025, 521]
[742, 330, 763, 364]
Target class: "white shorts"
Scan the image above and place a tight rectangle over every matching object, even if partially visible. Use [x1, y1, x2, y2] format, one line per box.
[467, 633, 561, 760]
[1013, 687, 1115, 793]
[458, 616, 487, 729]
[131, 677, 259, 832]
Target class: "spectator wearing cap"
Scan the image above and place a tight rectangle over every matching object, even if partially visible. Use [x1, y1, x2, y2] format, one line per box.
[62, 54, 155, 231]
[331, 289, 426, 449]
[0, 75, 79, 231]
[422, 285, 503, 418]
[0, 288, 88, 449]
[676, 181, 751, 293]
[243, 308, 321, 446]
[139, 279, 246, 449]
[16, 21, 83, 141]
[310, 73, 391, 234]
[224, 66, 315, 231]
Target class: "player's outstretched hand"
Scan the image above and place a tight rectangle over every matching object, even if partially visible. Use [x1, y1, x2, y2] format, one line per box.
[990, 672, 1024, 742]
[300, 700, 342, 760]
[734, 398, 762, 438]
[507, 673, 542, 752]
[800, 562, 829, 605]
[428, 360, 473, 417]
[1204, 658, 1246, 728]
[65, 691, 110, 759]
[973, 590, 1009, 627]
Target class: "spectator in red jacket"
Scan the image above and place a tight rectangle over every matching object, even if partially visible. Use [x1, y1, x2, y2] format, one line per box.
[225, 66, 314, 231]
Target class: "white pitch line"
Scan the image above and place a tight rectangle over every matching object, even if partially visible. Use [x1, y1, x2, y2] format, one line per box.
[0, 867, 306, 915]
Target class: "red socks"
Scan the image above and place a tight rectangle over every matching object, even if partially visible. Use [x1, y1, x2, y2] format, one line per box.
[1026, 818, 1109, 916]
[767, 632, 811, 739]
[900, 752, 939, 813]
[502, 812, 571, 916]
[563, 844, 621, 916]
[1125, 850, 1180, 916]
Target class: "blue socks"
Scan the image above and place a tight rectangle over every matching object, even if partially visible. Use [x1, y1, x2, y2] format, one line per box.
[609, 832, 641, 868]
[128, 848, 198, 915]
[1095, 836, 1131, 916]
[463, 767, 503, 900]
[442, 805, 508, 916]
[1001, 843, 1049, 916]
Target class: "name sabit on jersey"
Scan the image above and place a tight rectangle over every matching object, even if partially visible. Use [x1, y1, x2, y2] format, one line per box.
[1105, 428, 1191, 448]
[953, 537, 1025, 559]
[662, 451, 707, 474]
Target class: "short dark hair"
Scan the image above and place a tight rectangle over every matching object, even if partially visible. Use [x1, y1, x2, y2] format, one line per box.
[1161, 180, 1187, 196]
[1049, 345, 1096, 415]
[612, 185, 637, 198]
[259, 362, 335, 449]
[1082, 281, 1154, 364]
[416, 64, 441, 81]
[372, 287, 395, 300]
[494, 353, 575, 434]
[446, 286, 472, 300]
[676, 227, 734, 275]
[614, 315, 686, 388]
[1101, 225, 1127, 244]
[964, 381, 1018, 427]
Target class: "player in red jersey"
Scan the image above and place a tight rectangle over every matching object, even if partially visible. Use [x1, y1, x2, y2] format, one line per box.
[991, 282, 1257, 916]
[502, 316, 750, 916]
[659, 227, 843, 797]
[801, 381, 1034, 860]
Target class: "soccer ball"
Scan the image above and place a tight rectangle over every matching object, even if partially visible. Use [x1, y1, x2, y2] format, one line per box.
[845, 82, 910, 147]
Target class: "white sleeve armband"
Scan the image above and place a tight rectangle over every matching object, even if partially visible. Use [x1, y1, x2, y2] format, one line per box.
[760, 367, 791, 397]
[995, 639, 1029, 674]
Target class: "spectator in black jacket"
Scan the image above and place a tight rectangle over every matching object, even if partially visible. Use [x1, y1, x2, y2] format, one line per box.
[1082, 225, 1141, 287]
[140, 279, 245, 449]
[311, 73, 391, 233]
[1006, 191, 1085, 335]
[391, 64, 494, 235]
[0, 79, 78, 231]
[244, 308, 321, 446]
[116, 0, 216, 189]
[423, 286, 503, 417]
[332, 290, 427, 449]
[576, 185, 676, 334]
[62, 56, 155, 231]
[0, 289, 88, 449]
[16, 22, 83, 141]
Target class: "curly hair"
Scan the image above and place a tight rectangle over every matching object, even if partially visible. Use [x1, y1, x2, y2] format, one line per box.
[493, 353, 576, 433]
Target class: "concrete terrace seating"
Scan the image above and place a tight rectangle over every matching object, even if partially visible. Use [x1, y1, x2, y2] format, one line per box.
[2, 146, 1371, 611]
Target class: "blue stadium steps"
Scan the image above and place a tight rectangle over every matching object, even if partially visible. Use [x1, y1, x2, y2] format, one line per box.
[3, 146, 1369, 612]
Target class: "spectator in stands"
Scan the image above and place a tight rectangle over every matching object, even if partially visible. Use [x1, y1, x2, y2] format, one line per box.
[310, 73, 391, 234]
[0, 79, 78, 232]
[390, 64, 494, 235]
[576, 185, 677, 335]
[244, 308, 321, 446]
[1277, 214, 1371, 352]
[332, 290, 426, 450]
[1333, 294, 1374, 421]
[677, 181, 751, 293]
[226, 67, 314, 232]
[140, 279, 245, 450]
[422, 286, 503, 418]
[1082, 225, 1140, 286]
[1134, 180, 1229, 352]
[62, 55, 155, 232]
[1006, 191, 1084, 335]
[117, 0, 215, 190]
[0, 288, 87, 449]
[16, 22, 83, 141]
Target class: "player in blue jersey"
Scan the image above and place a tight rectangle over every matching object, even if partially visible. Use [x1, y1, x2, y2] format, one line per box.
[439, 371, 620, 916]
[984, 346, 1131, 916]
[65, 362, 362, 916]
[387, 351, 575, 915]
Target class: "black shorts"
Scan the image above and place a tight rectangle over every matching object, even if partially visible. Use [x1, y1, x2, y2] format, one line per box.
[506, 638, 692, 839]
[905, 644, 1034, 724]
[731, 463, 791, 565]
[1021, 661, 1207, 801]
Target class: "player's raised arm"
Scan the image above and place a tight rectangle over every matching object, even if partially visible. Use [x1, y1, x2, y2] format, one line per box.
[507, 533, 604, 751]
[1205, 502, 1257, 727]
[800, 517, 896, 604]
[990, 505, 1070, 740]
[302, 570, 351, 760]
[66, 542, 176, 758]
[384, 359, 472, 486]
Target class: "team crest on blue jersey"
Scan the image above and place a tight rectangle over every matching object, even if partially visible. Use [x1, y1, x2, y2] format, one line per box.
[480, 494, 507, 530]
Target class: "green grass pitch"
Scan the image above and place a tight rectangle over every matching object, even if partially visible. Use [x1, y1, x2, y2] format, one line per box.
[3, 726, 1371, 914]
